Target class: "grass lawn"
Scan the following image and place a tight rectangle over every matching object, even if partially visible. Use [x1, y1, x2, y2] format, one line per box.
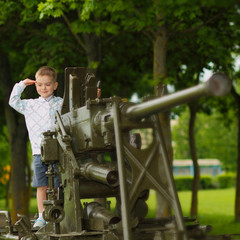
[146, 188, 240, 235]
[1, 188, 240, 235]
[181, 188, 240, 235]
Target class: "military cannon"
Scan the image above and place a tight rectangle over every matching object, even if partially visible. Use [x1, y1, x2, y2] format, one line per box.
[0, 67, 232, 240]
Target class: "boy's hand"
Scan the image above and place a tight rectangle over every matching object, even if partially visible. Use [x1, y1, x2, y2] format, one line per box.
[23, 78, 36, 86]
[97, 88, 101, 98]
[97, 81, 101, 98]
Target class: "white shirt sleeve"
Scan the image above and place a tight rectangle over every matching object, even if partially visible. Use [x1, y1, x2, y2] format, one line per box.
[9, 81, 27, 115]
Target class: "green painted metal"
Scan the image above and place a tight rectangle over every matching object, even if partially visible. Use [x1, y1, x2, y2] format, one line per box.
[0, 68, 232, 240]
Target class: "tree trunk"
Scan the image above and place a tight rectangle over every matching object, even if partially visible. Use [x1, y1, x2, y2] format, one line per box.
[0, 49, 30, 223]
[10, 121, 30, 222]
[235, 114, 240, 221]
[153, 24, 173, 218]
[82, 33, 101, 80]
[231, 87, 240, 222]
[188, 102, 200, 217]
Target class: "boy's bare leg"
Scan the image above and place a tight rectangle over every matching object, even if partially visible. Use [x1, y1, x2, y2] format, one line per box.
[37, 186, 48, 214]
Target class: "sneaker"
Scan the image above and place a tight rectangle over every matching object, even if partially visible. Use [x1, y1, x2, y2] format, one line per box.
[33, 217, 46, 229]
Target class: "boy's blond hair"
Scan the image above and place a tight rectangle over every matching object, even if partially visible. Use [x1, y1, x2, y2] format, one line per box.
[35, 66, 57, 82]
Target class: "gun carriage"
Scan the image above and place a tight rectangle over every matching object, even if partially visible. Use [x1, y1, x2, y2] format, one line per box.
[0, 67, 232, 240]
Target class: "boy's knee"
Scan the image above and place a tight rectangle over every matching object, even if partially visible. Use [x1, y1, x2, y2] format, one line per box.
[37, 186, 48, 192]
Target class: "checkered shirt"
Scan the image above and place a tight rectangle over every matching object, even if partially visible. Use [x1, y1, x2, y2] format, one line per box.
[9, 81, 63, 155]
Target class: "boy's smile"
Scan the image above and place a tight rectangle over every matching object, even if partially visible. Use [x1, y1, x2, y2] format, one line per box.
[35, 75, 58, 99]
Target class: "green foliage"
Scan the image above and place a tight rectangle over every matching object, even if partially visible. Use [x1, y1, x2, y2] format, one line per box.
[216, 173, 236, 189]
[99, 31, 153, 98]
[0, 0, 240, 223]
[38, 1, 66, 19]
[22, 22, 86, 77]
[172, 109, 238, 171]
[174, 174, 231, 191]
[0, 0, 21, 25]
[37, 0, 121, 35]
[0, 126, 10, 199]
[200, 175, 213, 189]
[0, 126, 10, 167]
[0, 165, 10, 199]
[174, 176, 193, 191]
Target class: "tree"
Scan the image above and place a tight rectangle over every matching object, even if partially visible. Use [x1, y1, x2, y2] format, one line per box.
[0, 0, 154, 221]
[0, 0, 87, 222]
[80, 0, 239, 218]
[1, 0, 239, 223]
[172, 110, 237, 169]
[230, 70, 240, 221]
[0, 49, 31, 222]
[0, 0, 34, 222]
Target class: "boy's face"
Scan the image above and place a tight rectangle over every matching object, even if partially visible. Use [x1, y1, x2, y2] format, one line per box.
[35, 75, 58, 99]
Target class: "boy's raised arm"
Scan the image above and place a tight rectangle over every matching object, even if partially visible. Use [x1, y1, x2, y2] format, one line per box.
[8, 80, 28, 115]
[23, 78, 36, 86]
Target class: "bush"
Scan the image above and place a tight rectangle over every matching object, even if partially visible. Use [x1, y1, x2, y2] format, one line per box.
[200, 175, 213, 189]
[174, 173, 237, 191]
[174, 175, 214, 191]
[174, 176, 193, 191]
[216, 173, 236, 188]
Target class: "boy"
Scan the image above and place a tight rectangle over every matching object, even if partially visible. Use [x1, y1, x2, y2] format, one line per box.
[9, 66, 63, 228]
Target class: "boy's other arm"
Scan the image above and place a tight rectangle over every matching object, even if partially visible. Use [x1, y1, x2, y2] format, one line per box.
[8, 79, 35, 114]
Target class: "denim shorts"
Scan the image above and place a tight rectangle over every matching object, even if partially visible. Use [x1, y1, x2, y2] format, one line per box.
[32, 155, 60, 188]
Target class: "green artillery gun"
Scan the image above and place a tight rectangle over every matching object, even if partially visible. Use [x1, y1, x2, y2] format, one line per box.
[0, 67, 232, 240]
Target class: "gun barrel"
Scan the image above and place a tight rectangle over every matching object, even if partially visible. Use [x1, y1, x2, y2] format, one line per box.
[126, 73, 231, 119]
[79, 162, 119, 187]
[84, 202, 121, 226]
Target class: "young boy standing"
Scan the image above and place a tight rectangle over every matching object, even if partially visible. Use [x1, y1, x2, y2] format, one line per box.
[9, 66, 63, 228]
